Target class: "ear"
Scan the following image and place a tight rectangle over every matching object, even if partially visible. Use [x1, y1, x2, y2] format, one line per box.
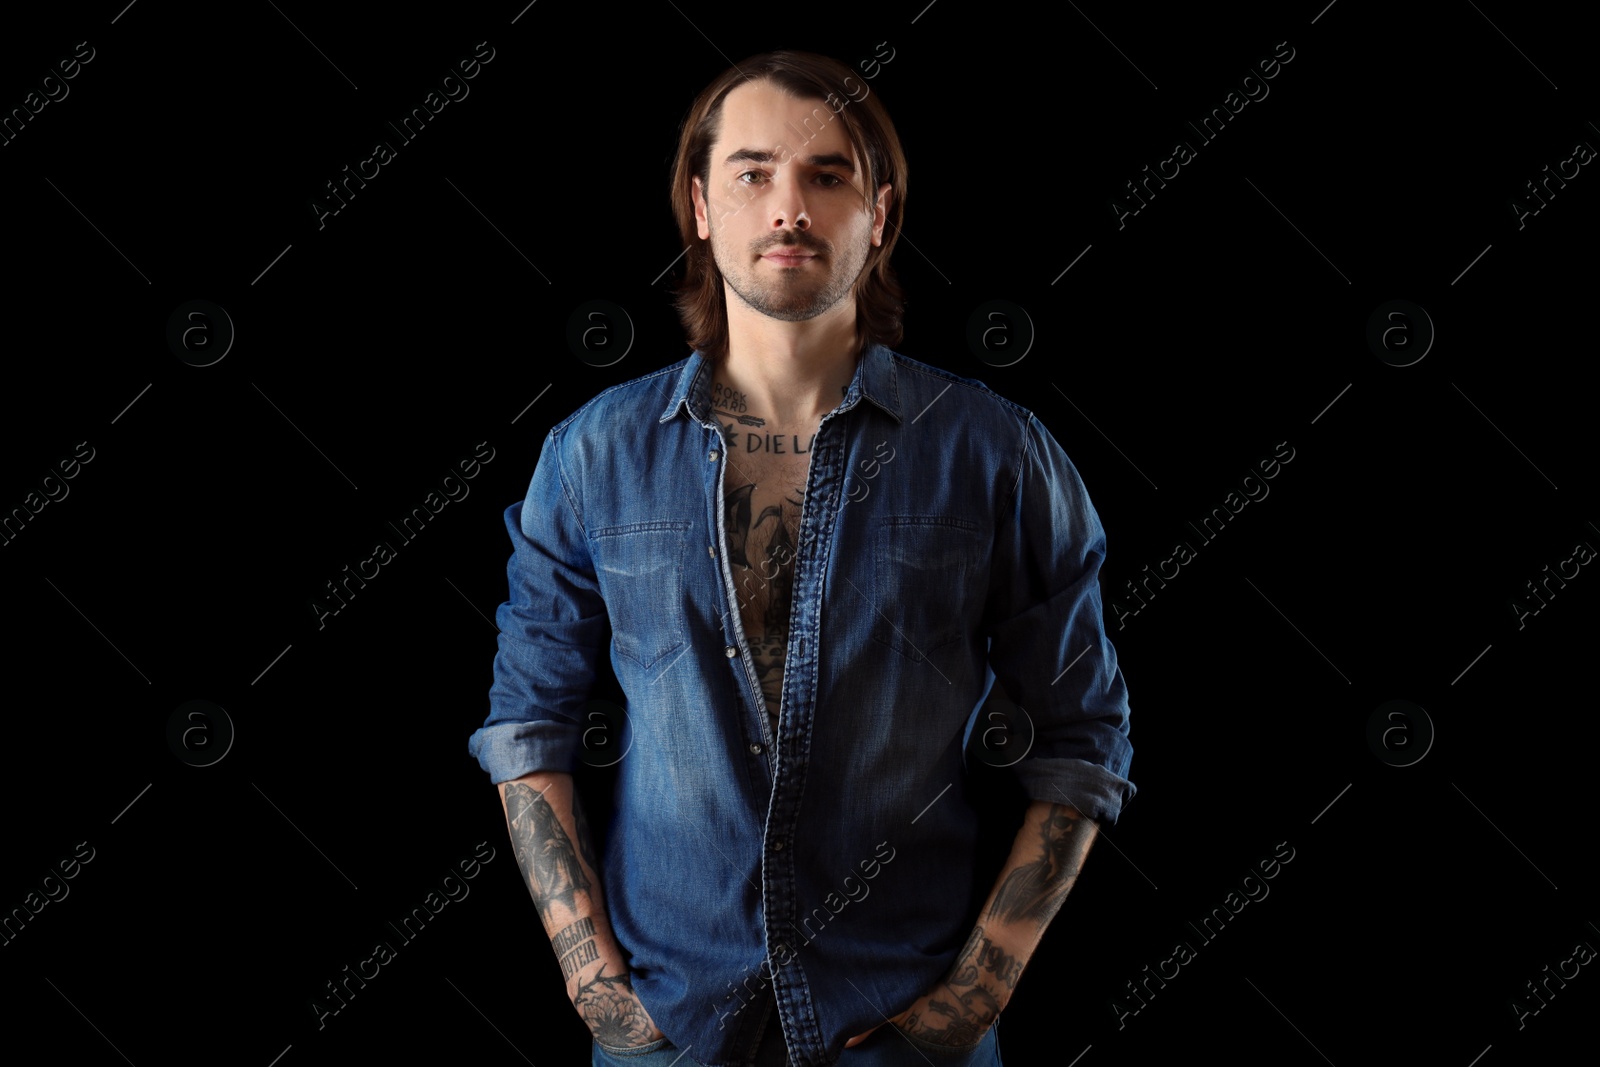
[869, 183, 893, 247]
[693, 176, 712, 240]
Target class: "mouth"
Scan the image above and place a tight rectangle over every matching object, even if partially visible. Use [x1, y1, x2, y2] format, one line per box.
[762, 248, 818, 266]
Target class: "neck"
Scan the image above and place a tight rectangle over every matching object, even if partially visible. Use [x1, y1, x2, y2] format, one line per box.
[715, 297, 861, 426]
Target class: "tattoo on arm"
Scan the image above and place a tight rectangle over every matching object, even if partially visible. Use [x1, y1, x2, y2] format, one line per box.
[897, 808, 1087, 1047]
[504, 782, 591, 923]
[985, 804, 1085, 927]
[574, 964, 655, 1048]
[974, 934, 1023, 990]
[900, 981, 1000, 1047]
[552, 916, 601, 980]
[897, 923, 1010, 1047]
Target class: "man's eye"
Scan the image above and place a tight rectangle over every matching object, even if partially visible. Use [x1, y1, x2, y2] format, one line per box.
[737, 171, 767, 184]
[816, 174, 845, 187]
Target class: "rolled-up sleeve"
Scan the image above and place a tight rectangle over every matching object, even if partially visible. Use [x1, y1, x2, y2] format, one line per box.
[467, 428, 607, 784]
[984, 414, 1136, 825]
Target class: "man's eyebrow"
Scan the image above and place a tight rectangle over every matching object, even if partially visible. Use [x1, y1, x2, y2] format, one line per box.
[723, 148, 855, 172]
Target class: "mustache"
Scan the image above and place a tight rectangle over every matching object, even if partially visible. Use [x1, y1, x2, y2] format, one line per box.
[757, 233, 827, 256]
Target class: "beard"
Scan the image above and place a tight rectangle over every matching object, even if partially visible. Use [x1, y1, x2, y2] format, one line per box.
[710, 226, 871, 322]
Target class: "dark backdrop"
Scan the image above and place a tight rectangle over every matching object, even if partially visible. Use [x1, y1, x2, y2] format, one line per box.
[2, 2, 1595, 1064]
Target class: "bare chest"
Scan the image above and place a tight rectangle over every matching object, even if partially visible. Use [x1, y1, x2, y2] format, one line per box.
[719, 425, 817, 720]
[722, 446, 812, 629]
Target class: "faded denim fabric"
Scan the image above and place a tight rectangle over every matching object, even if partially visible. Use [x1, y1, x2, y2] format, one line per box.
[469, 343, 1134, 1067]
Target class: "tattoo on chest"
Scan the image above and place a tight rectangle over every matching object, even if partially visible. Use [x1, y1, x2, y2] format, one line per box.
[721, 428, 816, 455]
[723, 480, 803, 722]
[712, 378, 831, 726]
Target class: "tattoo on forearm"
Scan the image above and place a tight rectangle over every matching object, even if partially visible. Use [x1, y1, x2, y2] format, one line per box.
[552, 916, 595, 956]
[897, 924, 1007, 1047]
[974, 935, 1023, 990]
[504, 783, 591, 922]
[900, 984, 1000, 1047]
[985, 805, 1084, 927]
[552, 917, 600, 980]
[574, 964, 655, 1048]
[560, 938, 601, 980]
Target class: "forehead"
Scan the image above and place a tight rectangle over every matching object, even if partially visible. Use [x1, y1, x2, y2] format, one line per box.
[712, 78, 857, 165]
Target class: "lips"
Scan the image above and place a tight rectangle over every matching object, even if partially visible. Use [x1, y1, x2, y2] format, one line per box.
[763, 248, 816, 262]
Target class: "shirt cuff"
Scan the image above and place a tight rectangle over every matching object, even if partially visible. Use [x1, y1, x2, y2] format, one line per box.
[467, 720, 581, 784]
[1011, 757, 1137, 826]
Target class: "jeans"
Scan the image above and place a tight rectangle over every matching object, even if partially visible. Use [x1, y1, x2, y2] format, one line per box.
[592, 1020, 1002, 1066]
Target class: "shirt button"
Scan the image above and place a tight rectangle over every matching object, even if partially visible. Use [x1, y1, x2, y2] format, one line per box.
[725, 645, 737, 658]
[708, 545, 716, 557]
[772, 838, 785, 851]
[749, 742, 762, 754]
[709, 450, 719, 461]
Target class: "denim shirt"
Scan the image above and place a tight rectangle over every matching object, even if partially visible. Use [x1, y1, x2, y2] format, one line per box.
[468, 342, 1135, 1067]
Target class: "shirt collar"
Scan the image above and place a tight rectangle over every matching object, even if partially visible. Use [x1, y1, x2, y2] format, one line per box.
[658, 342, 903, 425]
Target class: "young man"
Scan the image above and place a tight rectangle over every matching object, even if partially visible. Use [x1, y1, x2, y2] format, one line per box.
[468, 50, 1136, 1067]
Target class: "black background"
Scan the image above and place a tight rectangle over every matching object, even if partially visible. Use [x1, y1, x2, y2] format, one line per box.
[1, 2, 1595, 1065]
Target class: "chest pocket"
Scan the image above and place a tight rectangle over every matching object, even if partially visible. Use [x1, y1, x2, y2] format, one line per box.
[871, 516, 985, 663]
[591, 520, 690, 670]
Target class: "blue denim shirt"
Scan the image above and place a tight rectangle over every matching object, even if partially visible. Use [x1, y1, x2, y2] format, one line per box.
[468, 342, 1135, 1067]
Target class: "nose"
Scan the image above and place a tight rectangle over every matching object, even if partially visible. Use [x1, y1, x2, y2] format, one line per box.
[771, 173, 810, 231]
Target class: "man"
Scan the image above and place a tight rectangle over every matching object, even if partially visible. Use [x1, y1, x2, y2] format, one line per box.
[468, 50, 1136, 1067]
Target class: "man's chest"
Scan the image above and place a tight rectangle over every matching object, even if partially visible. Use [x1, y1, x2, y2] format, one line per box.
[721, 442, 812, 630]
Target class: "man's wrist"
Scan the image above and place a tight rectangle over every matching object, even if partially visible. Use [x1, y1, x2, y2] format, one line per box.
[562, 934, 631, 1001]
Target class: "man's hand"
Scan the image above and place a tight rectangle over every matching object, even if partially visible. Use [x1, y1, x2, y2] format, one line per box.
[844, 800, 1096, 1050]
[573, 963, 664, 1049]
[844, 973, 1001, 1049]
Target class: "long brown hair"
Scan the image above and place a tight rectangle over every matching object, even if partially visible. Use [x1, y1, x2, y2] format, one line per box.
[669, 51, 909, 361]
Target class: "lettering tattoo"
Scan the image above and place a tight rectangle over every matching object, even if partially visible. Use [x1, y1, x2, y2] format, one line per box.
[551, 916, 595, 957]
[504, 783, 590, 923]
[986, 805, 1085, 928]
[712, 380, 765, 433]
[975, 935, 1023, 990]
[898, 923, 1011, 1047]
[721, 427, 814, 454]
[711, 380, 751, 413]
[560, 938, 601, 980]
[553, 917, 601, 980]
[574, 964, 655, 1049]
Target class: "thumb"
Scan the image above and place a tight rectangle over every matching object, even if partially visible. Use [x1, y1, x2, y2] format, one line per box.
[843, 1021, 885, 1048]
[845, 1004, 912, 1049]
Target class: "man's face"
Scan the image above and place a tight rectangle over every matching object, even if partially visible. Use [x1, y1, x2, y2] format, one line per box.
[692, 79, 892, 323]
